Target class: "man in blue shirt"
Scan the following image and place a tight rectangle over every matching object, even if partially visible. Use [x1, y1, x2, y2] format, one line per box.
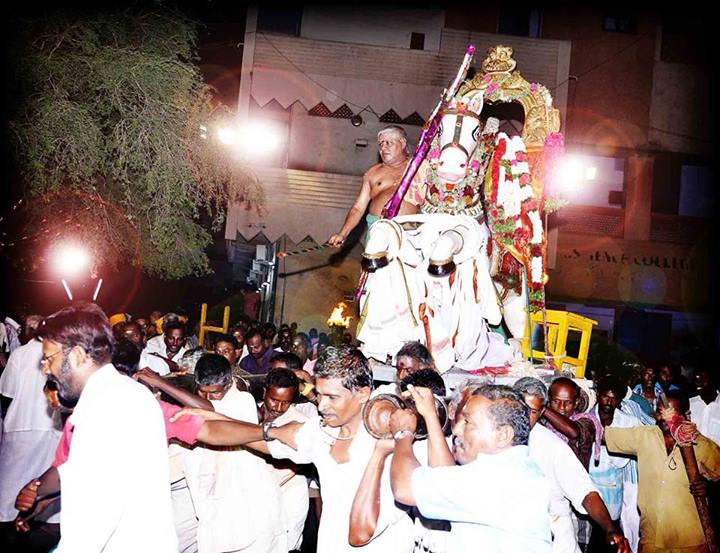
[389, 383, 552, 552]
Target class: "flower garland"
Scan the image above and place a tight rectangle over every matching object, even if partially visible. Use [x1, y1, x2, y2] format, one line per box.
[422, 133, 495, 215]
[484, 134, 546, 311]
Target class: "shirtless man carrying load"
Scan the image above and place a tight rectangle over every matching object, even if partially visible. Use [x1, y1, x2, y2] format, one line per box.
[328, 125, 418, 247]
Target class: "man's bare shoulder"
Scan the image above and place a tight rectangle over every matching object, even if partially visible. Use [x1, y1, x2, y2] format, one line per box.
[363, 163, 385, 179]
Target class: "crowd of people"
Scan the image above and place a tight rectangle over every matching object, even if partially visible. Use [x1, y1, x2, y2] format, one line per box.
[0, 304, 718, 553]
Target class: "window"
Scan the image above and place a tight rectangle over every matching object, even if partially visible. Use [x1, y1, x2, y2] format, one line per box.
[410, 32, 425, 50]
[678, 165, 714, 218]
[498, 8, 542, 38]
[558, 155, 625, 209]
[602, 13, 637, 34]
[257, 6, 303, 36]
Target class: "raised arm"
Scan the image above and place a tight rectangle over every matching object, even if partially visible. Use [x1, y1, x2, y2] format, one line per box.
[327, 171, 373, 247]
[388, 409, 420, 506]
[407, 385, 455, 467]
[543, 407, 582, 439]
[349, 439, 394, 546]
[135, 368, 213, 410]
[171, 408, 303, 455]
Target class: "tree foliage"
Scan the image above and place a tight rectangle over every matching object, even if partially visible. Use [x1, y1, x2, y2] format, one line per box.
[9, 9, 263, 279]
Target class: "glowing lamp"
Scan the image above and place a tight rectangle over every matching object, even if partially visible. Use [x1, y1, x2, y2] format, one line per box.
[54, 245, 90, 278]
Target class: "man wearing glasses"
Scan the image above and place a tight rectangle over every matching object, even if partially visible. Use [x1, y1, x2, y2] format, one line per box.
[37, 302, 176, 552]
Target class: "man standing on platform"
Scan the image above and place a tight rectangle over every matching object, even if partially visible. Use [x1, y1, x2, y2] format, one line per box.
[328, 125, 418, 247]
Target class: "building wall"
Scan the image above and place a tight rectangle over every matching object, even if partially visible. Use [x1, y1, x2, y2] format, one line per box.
[301, 6, 445, 52]
[286, 113, 420, 176]
[228, 7, 714, 343]
[274, 236, 363, 334]
[648, 61, 714, 155]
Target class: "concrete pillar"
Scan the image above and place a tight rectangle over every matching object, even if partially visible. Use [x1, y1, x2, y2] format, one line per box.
[237, 6, 258, 126]
[623, 155, 654, 241]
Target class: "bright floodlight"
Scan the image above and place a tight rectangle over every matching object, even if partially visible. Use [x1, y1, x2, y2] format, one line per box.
[238, 121, 281, 154]
[585, 166, 597, 181]
[555, 156, 586, 192]
[216, 126, 239, 146]
[216, 120, 281, 155]
[54, 245, 90, 277]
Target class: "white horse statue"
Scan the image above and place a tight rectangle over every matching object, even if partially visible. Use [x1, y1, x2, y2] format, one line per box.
[357, 46, 557, 373]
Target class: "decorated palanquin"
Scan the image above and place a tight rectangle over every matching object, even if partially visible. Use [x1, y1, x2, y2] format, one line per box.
[356, 45, 565, 373]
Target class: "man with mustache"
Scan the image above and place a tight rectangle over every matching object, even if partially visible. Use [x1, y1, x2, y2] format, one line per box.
[0, 314, 62, 551]
[328, 125, 418, 247]
[388, 383, 552, 552]
[604, 390, 720, 552]
[170, 346, 414, 553]
[37, 303, 176, 552]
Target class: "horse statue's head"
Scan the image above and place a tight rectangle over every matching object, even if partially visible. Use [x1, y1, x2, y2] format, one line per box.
[435, 90, 484, 183]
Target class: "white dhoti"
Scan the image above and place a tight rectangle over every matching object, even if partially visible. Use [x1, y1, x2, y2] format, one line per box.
[551, 514, 581, 553]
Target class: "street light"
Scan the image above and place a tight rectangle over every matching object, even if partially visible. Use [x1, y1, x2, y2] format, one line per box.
[51, 244, 98, 301]
[554, 155, 598, 194]
[53, 244, 90, 278]
[215, 120, 282, 155]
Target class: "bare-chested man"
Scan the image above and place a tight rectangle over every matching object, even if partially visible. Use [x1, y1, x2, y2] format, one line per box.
[328, 125, 418, 247]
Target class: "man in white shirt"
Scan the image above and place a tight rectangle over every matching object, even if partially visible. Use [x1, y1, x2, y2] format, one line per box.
[513, 377, 630, 553]
[140, 319, 188, 375]
[591, 375, 645, 552]
[0, 316, 63, 526]
[38, 302, 176, 553]
[184, 353, 286, 553]
[170, 347, 414, 553]
[689, 367, 720, 445]
[257, 368, 317, 551]
[389, 383, 552, 553]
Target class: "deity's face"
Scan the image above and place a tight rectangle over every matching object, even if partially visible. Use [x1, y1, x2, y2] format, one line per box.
[377, 131, 407, 165]
[435, 92, 484, 184]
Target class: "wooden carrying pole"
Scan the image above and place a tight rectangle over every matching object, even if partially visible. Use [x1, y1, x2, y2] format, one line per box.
[660, 390, 719, 553]
[679, 445, 718, 553]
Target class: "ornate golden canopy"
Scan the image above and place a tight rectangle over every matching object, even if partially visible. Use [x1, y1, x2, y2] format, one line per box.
[459, 45, 561, 149]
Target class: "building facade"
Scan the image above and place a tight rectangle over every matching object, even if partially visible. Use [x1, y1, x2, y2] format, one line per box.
[224, 6, 715, 361]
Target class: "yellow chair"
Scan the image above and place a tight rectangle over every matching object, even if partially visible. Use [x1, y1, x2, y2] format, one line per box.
[522, 310, 597, 378]
[198, 303, 231, 349]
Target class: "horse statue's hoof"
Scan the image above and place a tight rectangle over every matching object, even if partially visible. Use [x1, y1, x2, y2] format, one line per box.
[361, 253, 390, 272]
[428, 259, 456, 277]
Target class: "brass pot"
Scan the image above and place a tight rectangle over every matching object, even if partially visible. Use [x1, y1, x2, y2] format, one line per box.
[362, 392, 449, 440]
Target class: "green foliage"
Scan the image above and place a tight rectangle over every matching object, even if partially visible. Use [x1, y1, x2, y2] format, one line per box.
[10, 10, 263, 279]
